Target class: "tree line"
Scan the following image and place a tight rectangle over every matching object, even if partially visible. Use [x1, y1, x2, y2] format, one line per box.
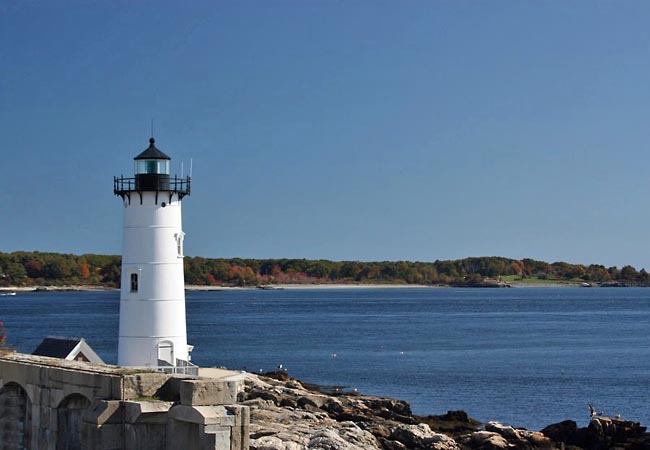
[0, 251, 648, 287]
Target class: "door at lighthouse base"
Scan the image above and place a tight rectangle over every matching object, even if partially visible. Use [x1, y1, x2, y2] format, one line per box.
[158, 341, 174, 366]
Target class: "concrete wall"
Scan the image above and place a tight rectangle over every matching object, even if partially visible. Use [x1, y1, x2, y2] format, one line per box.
[0, 354, 248, 450]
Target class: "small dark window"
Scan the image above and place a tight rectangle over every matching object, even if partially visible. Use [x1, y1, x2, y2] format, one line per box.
[130, 273, 138, 292]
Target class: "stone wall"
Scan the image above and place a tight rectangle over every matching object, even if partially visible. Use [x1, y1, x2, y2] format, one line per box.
[0, 353, 249, 450]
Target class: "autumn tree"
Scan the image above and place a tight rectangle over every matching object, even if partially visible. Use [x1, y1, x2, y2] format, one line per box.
[79, 260, 91, 279]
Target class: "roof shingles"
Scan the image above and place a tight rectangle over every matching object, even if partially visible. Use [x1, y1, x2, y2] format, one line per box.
[32, 337, 81, 359]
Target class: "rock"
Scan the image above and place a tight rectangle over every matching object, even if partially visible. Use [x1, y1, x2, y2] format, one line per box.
[244, 371, 650, 450]
[252, 436, 303, 450]
[589, 416, 646, 439]
[308, 429, 354, 449]
[362, 397, 412, 417]
[464, 431, 511, 449]
[416, 410, 480, 437]
[322, 399, 344, 415]
[540, 420, 581, 446]
[279, 397, 297, 409]
[243, 371, 469, 450]
[541, 416, 650, 449]
[286, 380, 305, 390]
[242, 398, 277, 410]
[426, 433, 461, 450]
[297, 396, 320, 410]
[249, 401, 381, 450]
[389, 423, 460, 449]
[365, 423, 391, 439]
[376, 438, 407, 450]
[308, 427, 376, 450]
[483, 422, 553, 449]
[248, 389, 281, 405]
[390, 423, 434, 446]
[262, 370, 292, 382]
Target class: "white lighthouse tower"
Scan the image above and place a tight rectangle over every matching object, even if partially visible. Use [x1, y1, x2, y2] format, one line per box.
[114, 138, 194, 372]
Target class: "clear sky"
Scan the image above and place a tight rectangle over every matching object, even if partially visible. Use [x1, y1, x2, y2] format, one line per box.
[2, 1, 650, 269]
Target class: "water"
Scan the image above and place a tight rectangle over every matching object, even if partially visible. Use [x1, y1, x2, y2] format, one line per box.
[2, 287, 649, 430]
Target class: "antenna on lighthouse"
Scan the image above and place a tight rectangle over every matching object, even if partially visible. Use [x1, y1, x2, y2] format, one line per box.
[150, 119, 154, 138]
[181, 161, 184, 178]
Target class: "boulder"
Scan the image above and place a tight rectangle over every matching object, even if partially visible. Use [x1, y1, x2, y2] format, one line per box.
[416, 410, 480, 437]
[247, 389, 281, 405]
[251, 436, 302, 450]
[542, 416, 649, 449]
[540, 420, 582, 446]
[362, 397, 412, 417]
[484, 422, 553, 449]
[589, 416, 646, 440]
[389, 423, 460, 449]
[463, 431, 511, 450]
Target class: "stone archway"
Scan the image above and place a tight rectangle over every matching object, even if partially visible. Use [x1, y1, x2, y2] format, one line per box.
[56, 394, 91, 450]
[0, 382, 32, 450]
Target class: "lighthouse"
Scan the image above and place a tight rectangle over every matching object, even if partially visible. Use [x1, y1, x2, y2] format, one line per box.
[113, 138, 194, 372]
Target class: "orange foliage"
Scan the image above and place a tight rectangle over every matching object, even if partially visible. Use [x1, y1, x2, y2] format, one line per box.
[79, 261, 91, 278]
[510, 261, 523, 276]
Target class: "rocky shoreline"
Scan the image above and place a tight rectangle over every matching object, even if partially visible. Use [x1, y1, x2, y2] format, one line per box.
[241, 371, 650, 450]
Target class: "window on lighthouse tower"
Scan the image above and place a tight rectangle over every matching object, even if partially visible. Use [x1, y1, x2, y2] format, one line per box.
[175, 232, 185, 258]
[130, 273, 138, 293]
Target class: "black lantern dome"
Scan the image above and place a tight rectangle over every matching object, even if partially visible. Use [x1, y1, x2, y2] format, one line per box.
[114, 138, 190, 203]
[135, 138, 171, 161]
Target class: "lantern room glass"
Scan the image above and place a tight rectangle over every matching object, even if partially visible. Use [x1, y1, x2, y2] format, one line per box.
[135, 159, 170, 175]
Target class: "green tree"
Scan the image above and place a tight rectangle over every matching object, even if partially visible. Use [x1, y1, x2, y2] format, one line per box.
[621, 265, 638, 281]
[101, 262, 121, 287]
[4, 263, 27, 285]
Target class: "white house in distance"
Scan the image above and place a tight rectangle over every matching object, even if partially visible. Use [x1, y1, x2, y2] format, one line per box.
[113, 137, 196, 374]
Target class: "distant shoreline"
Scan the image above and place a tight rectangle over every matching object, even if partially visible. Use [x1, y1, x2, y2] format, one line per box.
[0, 284, 436, 293]
[0, 282, 618, 293]
[0, 285, 119, 293]
[186, 283, 437, 291]
[3, 252, 646, 291]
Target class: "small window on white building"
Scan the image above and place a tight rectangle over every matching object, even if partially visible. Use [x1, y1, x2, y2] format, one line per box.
[130, 273, 138, 292]
[175, 232, 185, 258]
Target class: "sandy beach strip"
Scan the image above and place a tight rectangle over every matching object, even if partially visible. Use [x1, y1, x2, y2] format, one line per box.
[184, 283, 437, 291]
[0, 286, 118, 293]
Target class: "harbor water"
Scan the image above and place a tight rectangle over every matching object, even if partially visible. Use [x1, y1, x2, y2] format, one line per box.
[2, 287, 649, 430]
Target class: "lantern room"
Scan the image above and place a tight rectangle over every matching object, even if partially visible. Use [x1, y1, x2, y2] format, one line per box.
[135, 138, 171, 175]
[114, 137, 191, 202]
[133, 137, 171, 191]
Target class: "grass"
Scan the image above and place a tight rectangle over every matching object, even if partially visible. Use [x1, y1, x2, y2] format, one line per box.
[499, 275, 583, 285]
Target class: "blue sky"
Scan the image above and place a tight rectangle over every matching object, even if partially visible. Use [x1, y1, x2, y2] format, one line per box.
[2, 1, 650, 268]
